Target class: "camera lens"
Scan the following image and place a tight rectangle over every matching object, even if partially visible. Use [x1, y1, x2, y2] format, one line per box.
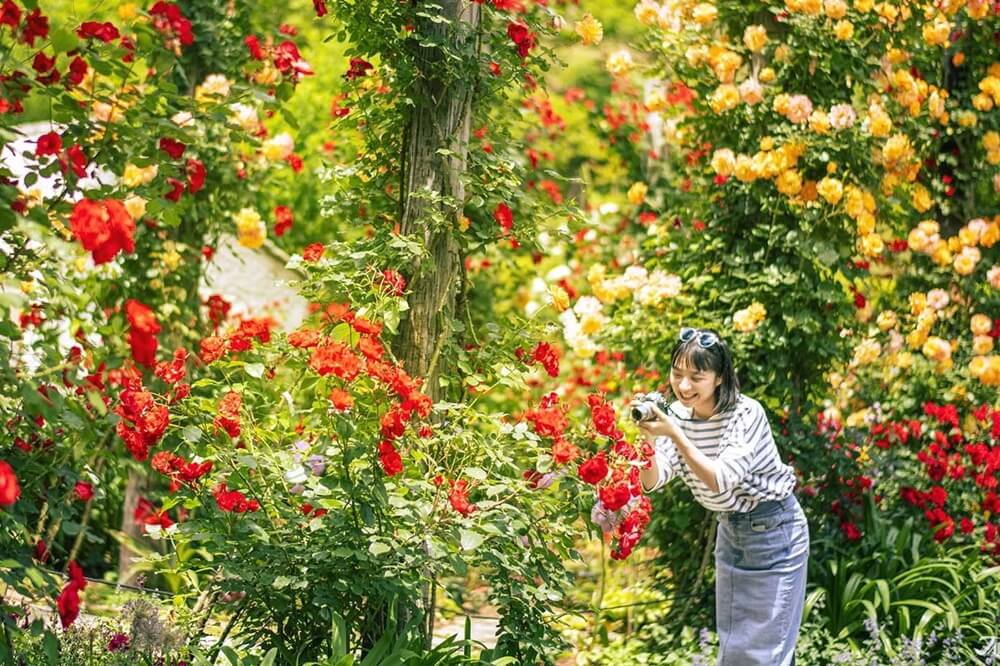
[630, 404, 650, 422]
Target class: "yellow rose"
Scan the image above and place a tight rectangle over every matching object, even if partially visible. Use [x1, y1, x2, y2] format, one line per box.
[953, 251, 978, 276]
[852, 338, 881, 366]
[982, 222, 1000, 247]
[801, 0, 822, 14]
[856, 212, 876, 235]
[911, 184, 932, 212]
[973, 93, 995, 112]
[606, 49, 634, 77]
[882, 133, 913, 167]
[775, 169, 803, 196]
[809, 110, 831, 134]
[973, 335, 995, 355]
[859, 233, 884, 256]
[628, 182, 648, 205]
[634, 1, 660, 25]
[922, 336, 951, 362]
[710, 84, 740, 113]
[922, 15, 951, 46]
[744, 25, 768, 52]
[587, 263, 606, 285]
[458, 215, 470, 232]
[711, 148, 737, 176]
[867, 104, 892, 137]
[824, 0, 848, 19]
[124, 194, 147, 220]
[877, 310, 897, 331]
[799, 180, 818, 203]
[817, 176, 844, 205]
[548, 285, 570, 312]
[262, 133, 295, 161]
[739, 78, 764, 105]
[774, 44, 791, 62]
[983, 131, 1000, 152]
[122, 163, 157, 188]
[968, 356, 988, 378]
[759, 67, 777, 83]
[833, 19, 854, 40]
[773, 93, 790, 115]
[117, 3, 139, 20]
[692, 3, 718, 25]
[931, 244, 953, 266]
[734, 155, 757, 182]
[575, 13, 603, 45]
[854, 0, 873, 11]
[234, 208, 266, 249]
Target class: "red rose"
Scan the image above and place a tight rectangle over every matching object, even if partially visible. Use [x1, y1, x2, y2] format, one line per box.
[213, 391, 242, 438]
[378, 441, 403, 476]
[35, 131, 62, 156]
[21, 8, 49, 46]
[506, 21, 535, 58]
[69, 198, 136, 265]
[57, 561, 87, 628]
[273, 205, 293, 236]
[313, 0, 328, 17]
[0, 460, 20, 506]
[448, 479, 477, 515]
[1, 1, 21, 29]
[77, 20, 120, 42]
[67, 144, 87, 177]
[302, 243, 325, 261]
[158, 137, 186, 159]
[578, 452, 609, 485]
[244, 34, 264, 60]
[599, 482, 632, 512]
[345, 57, 373, 80]
[186, 158, 206, 193]
[494, 202, 513, 234]
[74, 481, 94, 502]
[67, 56, 88, 86]
[329, 388, 354, 411]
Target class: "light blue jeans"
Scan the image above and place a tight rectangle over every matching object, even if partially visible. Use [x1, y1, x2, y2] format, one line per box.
[714, 494, 809, 666]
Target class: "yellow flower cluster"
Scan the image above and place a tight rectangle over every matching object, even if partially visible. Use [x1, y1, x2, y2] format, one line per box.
[234, 208, 266, 249]
[908, 216, 999, 272]
[733, 302, 767, 332]
[851, 338, 881, 367]
[984, 131, 1000, 165]
[575, 13, 603, 46]
[710, 140, 813, 200]
[628, 181, 648, 205]
[587, 263, 682, 307]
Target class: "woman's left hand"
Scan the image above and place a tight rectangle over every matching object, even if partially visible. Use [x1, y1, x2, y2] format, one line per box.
[634, 405, 681, 442]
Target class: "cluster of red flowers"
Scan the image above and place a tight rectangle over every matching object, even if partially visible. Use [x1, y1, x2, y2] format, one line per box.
[850, 402, 1000, 559]
[116, 379, 170, 462]
[244, 33, 312, 81]
[528, 341, 561, 378]
[274, 205, 294, 236]
[56, 561, 87, 628]
[151, 451, 213, 492]
[125, 299, 160, 368]
[345, 57, 373, 81]
[68, 198, 136, 265]
[291, 303, 433, 477]
[524, 392, 581, 464]
[379, 269, 407, 296]
[506, 21, 536, 59]
[448, 478, 478, 516]
[213, 482, 260, 513]
[33, 130, 87, 175]
[134, 496, 175, 529]
[214, 391, 242, 439]
[149, 1, 194, 50]
[577, 395, 655, 558]
[199, 316, 275, 364]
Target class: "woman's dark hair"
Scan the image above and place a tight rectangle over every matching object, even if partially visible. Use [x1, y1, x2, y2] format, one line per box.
[669, 327, 741, 415]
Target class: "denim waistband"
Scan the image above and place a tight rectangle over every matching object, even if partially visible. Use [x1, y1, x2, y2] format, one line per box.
[718, 494, 798, 521]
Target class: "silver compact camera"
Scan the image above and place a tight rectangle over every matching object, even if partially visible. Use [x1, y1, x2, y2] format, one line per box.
[630, 391, 671, 422]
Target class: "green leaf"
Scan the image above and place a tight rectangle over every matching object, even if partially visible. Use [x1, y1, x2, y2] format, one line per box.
[369, 542, 391, 556]
[460, 529, 485, 551]
[182, 426, 202, 444]
[273, 575, 292, 589]
[463, 466, 487, 481]
[50, 29, 78, 52]
[245, 363, 265, 378]
[43, 632, 59, 665]
[261, 648, 278, 666]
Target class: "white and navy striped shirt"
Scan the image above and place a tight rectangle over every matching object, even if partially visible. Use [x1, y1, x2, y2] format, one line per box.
[646, 393, 797, 513]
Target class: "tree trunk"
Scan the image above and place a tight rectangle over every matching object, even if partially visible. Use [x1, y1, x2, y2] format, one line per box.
[392, 0, 480, 402]
[117, 466, 146, 584]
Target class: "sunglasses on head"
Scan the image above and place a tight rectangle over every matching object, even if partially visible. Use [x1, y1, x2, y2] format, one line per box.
[679, 327, 719, 349]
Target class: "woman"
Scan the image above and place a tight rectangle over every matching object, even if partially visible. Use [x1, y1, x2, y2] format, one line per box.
[635, 326, 809, 666]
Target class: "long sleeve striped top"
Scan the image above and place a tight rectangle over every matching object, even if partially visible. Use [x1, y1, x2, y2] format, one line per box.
[645, 393, 797, 513]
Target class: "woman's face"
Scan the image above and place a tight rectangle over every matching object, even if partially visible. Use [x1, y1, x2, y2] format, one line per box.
[669, 359, 722, 417]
